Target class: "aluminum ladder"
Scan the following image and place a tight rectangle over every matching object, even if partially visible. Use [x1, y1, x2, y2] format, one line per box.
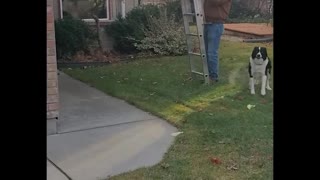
[180, 0, 210, 84]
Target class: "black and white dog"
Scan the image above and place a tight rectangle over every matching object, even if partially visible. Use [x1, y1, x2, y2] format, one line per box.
[248, 46, 272, 95]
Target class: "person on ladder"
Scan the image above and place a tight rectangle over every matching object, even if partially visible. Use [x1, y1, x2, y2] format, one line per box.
[203, 0, 232, 83]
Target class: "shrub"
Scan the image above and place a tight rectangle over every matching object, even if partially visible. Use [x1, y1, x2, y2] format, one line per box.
[164, 0, 182, 23]
[226, 17, 270, 24]
[55, 17, 97, 59]
[105, 4, 161, 54]
[228, 1, 259, 20]
[134, 14, 187, 56]
[226, 0, 274, 23]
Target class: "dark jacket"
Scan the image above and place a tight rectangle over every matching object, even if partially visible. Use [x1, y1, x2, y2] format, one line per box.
[204, 0, 232, 23]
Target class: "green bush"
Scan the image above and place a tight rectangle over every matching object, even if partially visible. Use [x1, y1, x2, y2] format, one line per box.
[228, 1, 260, 20]
[164, 0, 182, 23]
[227, 17, 270, 24]
[227, 1, 273, 23]
[134, 14, 187, 55]
[55, 17, 97, 59]
[105, 4, 161, 54]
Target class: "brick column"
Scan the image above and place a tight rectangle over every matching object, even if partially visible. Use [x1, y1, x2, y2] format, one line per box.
[47, 0, 59, 135]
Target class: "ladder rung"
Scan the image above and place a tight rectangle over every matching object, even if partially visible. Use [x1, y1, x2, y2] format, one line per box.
[183, 13, 195, 16]
[191, 70, 204, 76]
[186, 33, 199, 36]
[188, 52, 201, 56]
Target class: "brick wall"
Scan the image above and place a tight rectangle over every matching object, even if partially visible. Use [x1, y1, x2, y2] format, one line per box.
[47, 0, 59, 121]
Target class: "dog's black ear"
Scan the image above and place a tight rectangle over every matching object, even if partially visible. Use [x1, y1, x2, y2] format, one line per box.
[261, 47, 268, 59]
[251, 47, 259, 59]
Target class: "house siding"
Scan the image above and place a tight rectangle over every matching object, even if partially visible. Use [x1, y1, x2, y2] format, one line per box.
[53, 0, 60, 19]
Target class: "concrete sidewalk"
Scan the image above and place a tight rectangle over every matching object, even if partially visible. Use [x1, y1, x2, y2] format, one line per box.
[47, 72, 177, 180]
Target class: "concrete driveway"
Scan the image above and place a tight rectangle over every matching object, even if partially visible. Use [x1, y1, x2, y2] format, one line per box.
[47, 72, 177, 180]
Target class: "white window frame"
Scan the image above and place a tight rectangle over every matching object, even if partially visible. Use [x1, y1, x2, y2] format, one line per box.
[60, 0, 113, 23]
[121, 0, 126, 18]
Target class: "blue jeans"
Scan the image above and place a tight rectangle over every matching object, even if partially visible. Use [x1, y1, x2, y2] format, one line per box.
[204, 23, 224, 80]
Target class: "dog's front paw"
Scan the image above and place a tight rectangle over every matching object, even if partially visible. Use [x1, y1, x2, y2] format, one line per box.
[261, 90, 266, 96]
[266, 86, 272, 90]
[251, 90, 255, 95]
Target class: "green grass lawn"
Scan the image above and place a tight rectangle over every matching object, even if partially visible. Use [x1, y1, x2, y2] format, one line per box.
[62, 40, 273, 180]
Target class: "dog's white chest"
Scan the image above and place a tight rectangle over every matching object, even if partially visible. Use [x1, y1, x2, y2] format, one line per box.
[252, 65, 266, 77]
[250, 58, 268, 75]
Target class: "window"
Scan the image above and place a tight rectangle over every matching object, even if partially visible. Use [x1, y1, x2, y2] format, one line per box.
[61, 0, 111, 21]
